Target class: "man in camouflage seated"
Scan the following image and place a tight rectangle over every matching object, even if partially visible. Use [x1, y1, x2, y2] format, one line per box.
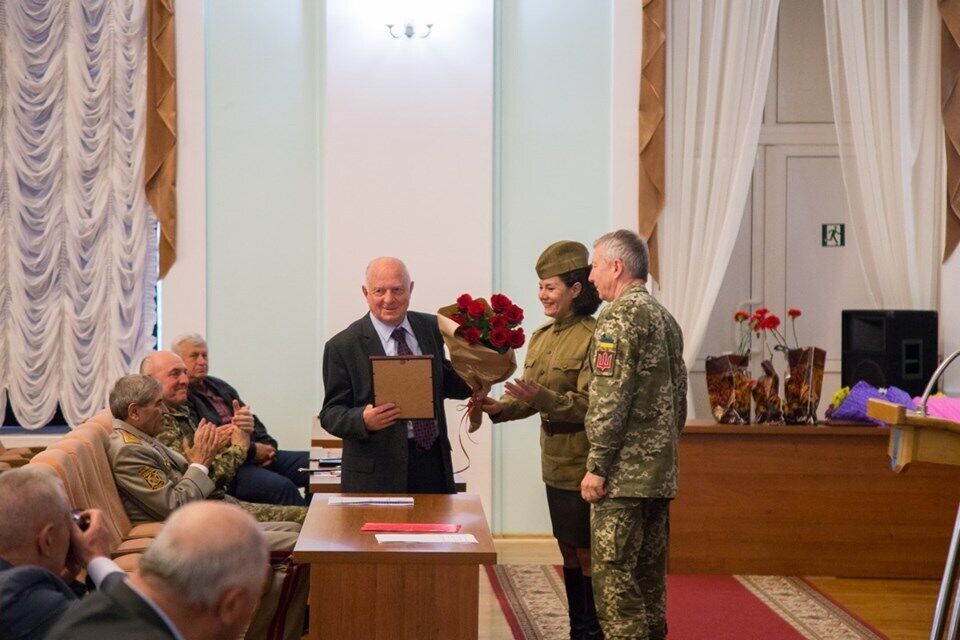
[107, 374, 306, 526]
[141, 350, 307, 508]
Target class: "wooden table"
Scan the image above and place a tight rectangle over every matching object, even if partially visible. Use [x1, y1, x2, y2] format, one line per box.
[671, 420, 960, 578]
[293, 493, 497, 640]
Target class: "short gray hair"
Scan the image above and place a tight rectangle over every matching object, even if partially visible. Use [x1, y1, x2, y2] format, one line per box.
[0, 467, 70, 554]
[137, 502, 268, 608]
[109, 375, 162, 420]
[594, 229, 649, 280]
[170, 333, 206, 357]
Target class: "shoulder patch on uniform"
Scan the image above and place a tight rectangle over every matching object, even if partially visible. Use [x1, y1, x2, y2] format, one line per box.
[594, 335, 617, 376]
[120, 429, 141, 445]
[139, 467, 165, 490]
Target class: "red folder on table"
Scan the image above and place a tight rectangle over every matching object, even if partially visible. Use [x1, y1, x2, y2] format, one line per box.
[360, 522, 462, 533]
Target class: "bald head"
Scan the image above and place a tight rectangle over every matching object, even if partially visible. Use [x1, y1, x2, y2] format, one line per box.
[140, 350, 190, 405]
[137, 502, 268, 609]
[363, 257, 414, 327]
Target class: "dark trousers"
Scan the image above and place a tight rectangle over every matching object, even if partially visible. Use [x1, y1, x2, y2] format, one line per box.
[406, 438, 451, 494]
[232, 449, 309, 506]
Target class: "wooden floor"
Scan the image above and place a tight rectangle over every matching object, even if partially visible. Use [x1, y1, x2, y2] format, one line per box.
[478, 538, 941, 640]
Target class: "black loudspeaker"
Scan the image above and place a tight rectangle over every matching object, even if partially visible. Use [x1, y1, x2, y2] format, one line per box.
[841, 310, 938, 396]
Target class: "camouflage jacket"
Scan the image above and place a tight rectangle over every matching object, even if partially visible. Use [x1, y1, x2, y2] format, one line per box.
[585, 283, 687, 498]
[157, 403, 247, 498]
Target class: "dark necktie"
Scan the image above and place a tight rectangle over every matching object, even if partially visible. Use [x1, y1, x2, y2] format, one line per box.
[391, 326, 438, 450]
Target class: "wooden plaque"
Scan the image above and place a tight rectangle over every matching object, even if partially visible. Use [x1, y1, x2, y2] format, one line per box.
[370, 355, 434, 420]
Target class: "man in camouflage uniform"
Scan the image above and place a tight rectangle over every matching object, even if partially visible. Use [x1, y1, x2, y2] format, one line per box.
[581, 230, 687, 640]
[142, 351, 306, 519]
[108, 373, 306, 526]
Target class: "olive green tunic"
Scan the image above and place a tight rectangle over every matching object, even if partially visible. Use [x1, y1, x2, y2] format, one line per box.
[492, 314, 595, 490]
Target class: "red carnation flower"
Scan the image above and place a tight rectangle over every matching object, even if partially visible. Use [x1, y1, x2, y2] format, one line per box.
[755, 307, 769, 318]
[490, 293, 512, 313]
[489, 327, 511, 348]
[734, 310, 749, 322]
[504, 304, 524, 324]
[461, 326, 482, 344]
[450, 313, 465, 325]
[456, 293, 473, 312]
[490, 315, 508, 329]
[761, 315, 781, 331]
[508, 328, 525, 349]
[787, 308, 802, 318]
[467, 300, 486, 319]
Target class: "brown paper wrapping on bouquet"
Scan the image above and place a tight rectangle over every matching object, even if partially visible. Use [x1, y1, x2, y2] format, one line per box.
[783, 347, 826, 424]
[705, 355, 751, 424]
[437, 303, 517, 432]
[752, 359, 785, 424]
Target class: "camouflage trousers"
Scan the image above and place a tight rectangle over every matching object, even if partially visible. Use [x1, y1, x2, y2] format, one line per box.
[591, 497, 670, 640]
[224, 494, 307, 525]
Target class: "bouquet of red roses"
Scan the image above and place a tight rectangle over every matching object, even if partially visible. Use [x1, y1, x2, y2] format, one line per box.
[437, 293, 525, 431]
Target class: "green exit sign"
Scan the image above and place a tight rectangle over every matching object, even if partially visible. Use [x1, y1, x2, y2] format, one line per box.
[822, 223, 845, 247]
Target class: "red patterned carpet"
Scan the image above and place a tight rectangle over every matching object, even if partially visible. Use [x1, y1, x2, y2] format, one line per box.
[485, 566, 888, 640]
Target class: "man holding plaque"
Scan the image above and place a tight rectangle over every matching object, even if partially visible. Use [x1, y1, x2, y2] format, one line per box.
[320, 257, 472, 493]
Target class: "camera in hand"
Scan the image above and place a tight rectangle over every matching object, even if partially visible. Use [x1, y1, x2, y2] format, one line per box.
[71, 509, 90, 531]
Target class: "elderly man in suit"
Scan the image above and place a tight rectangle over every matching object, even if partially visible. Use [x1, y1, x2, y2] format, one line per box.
[320, 257, 472, 493]
[0, 467, 121, 640]
[46, 501, 270, 640]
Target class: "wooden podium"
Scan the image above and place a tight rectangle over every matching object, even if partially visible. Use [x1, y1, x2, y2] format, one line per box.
[868, 397, 960, 640]
[293, 493, 497, 640]
[867, 399, 960, 471]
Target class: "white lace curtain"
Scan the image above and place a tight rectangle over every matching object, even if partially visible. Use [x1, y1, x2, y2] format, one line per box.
[823, 0, 943, 310]
[656, 0, 780, 371]
[0, 0, 157, 429]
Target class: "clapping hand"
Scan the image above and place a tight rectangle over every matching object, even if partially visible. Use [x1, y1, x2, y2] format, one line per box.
[232, 400, 255, 433]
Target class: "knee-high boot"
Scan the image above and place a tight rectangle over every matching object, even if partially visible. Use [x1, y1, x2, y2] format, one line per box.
[563, 567, 587, 640]
[581, 573, 604, 639]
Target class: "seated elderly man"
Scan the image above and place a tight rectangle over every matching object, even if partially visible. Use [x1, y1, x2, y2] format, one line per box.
[173, 333, 309, 505]
[46, 502, 276, 640]
[143, 348, 306, 506]
[106, 374, 306, 526]
[0, 467, 120, 640]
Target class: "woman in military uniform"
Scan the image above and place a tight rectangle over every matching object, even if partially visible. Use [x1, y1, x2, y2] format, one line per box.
[481, 240, 603, 640]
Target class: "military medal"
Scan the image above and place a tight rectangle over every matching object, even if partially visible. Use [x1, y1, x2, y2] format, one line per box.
[594, 335, 616, 375]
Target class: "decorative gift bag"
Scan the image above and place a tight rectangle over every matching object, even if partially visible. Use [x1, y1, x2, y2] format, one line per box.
[752, 359, 785, 424]
[705, 354, 751, 424]
[783, 347, 826, 424]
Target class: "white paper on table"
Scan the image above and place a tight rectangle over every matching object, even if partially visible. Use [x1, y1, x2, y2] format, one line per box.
[375, 533, 478, 544]
[328, 496, 415, 506]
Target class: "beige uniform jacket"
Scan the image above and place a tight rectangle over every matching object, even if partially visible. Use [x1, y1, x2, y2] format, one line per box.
[492, 315, 595, 490]
[107, 419, 215, 523]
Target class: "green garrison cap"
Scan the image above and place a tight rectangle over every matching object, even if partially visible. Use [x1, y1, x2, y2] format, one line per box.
[536, 241, 589, 279]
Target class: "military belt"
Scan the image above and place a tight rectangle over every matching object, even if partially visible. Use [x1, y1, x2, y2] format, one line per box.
[541, 420, 585, 436]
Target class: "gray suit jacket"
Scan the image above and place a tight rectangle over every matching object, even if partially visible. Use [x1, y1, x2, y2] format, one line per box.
[0, 558, 81, 640]
[320, 311, 471, 492]
[45, 577, 176, 640]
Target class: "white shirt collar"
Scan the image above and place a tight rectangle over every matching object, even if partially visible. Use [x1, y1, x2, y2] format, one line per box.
[368, 313, 416, 354]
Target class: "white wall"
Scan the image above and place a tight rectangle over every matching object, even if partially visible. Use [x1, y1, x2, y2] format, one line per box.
[203, 0, 322, 451]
